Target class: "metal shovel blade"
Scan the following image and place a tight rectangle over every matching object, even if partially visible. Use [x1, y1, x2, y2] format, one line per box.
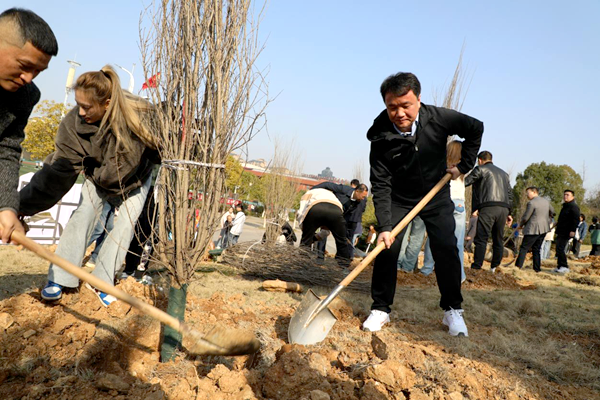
[288, 289, 337, 345]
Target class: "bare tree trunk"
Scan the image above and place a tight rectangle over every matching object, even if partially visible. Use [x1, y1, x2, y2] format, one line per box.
[140, 0, 268, 361]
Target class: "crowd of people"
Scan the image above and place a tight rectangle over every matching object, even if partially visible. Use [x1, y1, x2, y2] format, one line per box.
[1, 8, 598, 341]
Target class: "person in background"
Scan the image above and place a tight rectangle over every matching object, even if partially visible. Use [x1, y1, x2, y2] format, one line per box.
[465, 150, 513, 273]
[365, 224, 377, 252]
[514, 186, 554, 272]
[553, 190, 580, 274]
[588, 217, 600, 256]
[216, 207, 234, 248]
[397, 216, 425, 272]
[540, 221, 555, 260]
[229, 202, 246, 246]
[0, 8, 57, 244]
[465, 210, 478, 253]
[571, 214, 587, 258]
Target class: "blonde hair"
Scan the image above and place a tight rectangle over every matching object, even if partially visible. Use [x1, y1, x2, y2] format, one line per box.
[73, 65, 156, 150]
[446, 140, 462, 168]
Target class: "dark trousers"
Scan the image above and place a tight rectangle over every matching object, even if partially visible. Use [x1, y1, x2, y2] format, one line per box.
[591, 244, 600, 256]
[371, 199, 462, 312]
[124, 187, 156, 277]
[515, 233, 545, 271]
[571, 240, 582, 258]
[555, 235, 570, 268]
[301, 203, 351, 266]
[472, 206, 509, 269]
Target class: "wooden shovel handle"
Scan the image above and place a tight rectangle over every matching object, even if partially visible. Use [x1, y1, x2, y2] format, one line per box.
[10, 230, 185, 334]
[338, 173, 452, 287]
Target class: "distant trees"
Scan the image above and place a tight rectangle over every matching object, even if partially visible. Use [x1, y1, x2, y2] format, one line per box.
[22, 100, 66, 160]
[512, 162, 585, 218]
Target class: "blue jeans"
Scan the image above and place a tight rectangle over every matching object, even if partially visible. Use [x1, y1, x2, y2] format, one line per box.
[422, 198, 466, 282]
[541, 239, 551, 260]
[48, 176, 151, 288]
[87, 203, 115, 263]
[397, 216, 426, 272]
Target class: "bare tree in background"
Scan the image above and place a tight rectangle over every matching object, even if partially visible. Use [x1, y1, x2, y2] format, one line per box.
[433, 45, 474, 216]
[262, 138, 303, 244]
[139, 0, 268, 361]
[352, 160, 365, 185]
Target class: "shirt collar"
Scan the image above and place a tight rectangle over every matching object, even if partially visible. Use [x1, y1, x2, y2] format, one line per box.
[392, 112, 419, 137]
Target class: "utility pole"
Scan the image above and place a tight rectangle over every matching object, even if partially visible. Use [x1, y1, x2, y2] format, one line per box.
[63, 60, 81, 117]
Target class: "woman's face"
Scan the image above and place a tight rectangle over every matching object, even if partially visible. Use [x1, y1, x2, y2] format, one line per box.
[75, 90, 109, 124]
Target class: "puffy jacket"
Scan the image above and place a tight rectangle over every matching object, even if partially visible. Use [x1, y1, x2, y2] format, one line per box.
[19, 107, 159, 216]
[368, 103, 483, 232]
[296, 188, 343, 227]
[464, 162, 512, 211]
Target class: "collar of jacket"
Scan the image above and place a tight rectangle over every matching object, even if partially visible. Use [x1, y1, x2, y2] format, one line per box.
[366, 103, 432, 142]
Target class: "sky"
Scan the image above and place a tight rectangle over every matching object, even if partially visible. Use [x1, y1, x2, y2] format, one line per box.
[14, 0, 600, 194]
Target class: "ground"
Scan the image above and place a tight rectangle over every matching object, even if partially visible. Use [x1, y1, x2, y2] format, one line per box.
[0, 244, 599, 400]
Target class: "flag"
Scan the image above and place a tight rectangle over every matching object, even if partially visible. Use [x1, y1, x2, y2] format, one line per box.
[142, 72, 160, 90]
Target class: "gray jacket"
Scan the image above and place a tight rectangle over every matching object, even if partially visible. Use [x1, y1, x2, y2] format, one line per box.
[0, 83, 40, 213]
[520, 196, 554, 235]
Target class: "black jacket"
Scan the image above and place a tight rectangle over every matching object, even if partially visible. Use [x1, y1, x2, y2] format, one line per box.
[312, 182, 357, 214]
[368, 103, 483, 232]
[0, 83, 40, 213]
[556, 200, 580, 237]
[464, 162, 513, 212]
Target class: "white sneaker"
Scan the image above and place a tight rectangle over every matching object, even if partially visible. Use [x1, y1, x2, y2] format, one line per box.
[362, 310, 390, 332]
[491, 267, 497, 273]
[443, 308, 468, 337]
[555, 266, 570, 274]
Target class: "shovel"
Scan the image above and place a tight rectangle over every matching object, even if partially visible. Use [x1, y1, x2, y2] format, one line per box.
[289, 173, 452, 345]
[9, 230, 260, 356]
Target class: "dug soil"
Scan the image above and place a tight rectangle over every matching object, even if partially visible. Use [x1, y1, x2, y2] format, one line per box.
[0, 246, 599, 400]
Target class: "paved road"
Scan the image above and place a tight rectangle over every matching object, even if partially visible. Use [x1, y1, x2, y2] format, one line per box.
[213, 216, 338, 253]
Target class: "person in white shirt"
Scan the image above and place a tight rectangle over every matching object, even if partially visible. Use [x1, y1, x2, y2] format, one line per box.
[229, 203, 246, 246]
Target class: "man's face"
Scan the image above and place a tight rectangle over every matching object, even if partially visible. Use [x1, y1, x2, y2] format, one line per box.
[354, 190, 368, 201]
[75, 90, 109, 124]
[384, 90, 421, 132]
[564, 192, 574, 203]
[0, 41, 51, 92]
[526, 189, 537, 200]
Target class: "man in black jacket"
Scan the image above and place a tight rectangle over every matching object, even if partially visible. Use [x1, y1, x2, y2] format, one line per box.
[365, 72, 483, 336]
[464, 151, 513, 272]
[0, 8, 57, 243]
[553, 189, 580, 273]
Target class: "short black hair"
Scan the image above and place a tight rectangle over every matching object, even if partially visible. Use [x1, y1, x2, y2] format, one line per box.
[593, 217, 598, 224]
[236, 202, 245, 212]
[350, 179, 360, 187]
[0, 8, 58, 56]
[564, 189, 575, 196]
[477, 151, 493, 162]
[580, 213, 585, 221]
[356, 183, 368, 192]
[526, 186, 539, 193]
[380, 72, 421, 100]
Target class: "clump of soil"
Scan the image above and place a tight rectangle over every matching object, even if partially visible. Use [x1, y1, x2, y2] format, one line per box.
[0, 249, 598, 400]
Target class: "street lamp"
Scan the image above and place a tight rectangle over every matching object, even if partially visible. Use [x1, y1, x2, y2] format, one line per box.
[116, 63, 135, 93]
[63, 60, 81, 117]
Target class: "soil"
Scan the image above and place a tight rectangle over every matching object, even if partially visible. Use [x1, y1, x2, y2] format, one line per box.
[0, 245, 598, 400]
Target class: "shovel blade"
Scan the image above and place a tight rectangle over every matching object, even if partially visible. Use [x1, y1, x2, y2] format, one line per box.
[288, 289, 338, 345]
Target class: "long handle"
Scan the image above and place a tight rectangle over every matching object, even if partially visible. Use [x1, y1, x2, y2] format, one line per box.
[304, 173, 453, 327]
[11, 230, 186, 334]
[339, 173, 452, 287]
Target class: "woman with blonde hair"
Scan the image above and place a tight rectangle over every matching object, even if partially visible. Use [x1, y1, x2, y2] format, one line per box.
[421, 140, 467, 282]
[19, 65, 158, 306]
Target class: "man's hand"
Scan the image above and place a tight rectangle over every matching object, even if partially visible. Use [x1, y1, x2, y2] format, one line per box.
[0, 210, 25, 244]
[569, 231, 575, 238]
[378, 231, 394, 249]
[446, 166, 461, 180]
